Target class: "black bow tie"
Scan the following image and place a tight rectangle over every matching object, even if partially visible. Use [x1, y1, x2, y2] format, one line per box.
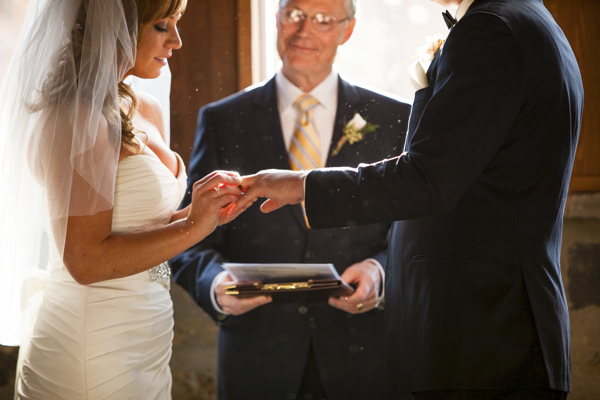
[442, 10, 457, 29]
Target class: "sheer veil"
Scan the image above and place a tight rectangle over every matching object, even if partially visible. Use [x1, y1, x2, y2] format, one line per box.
[0, 0, 137, 345]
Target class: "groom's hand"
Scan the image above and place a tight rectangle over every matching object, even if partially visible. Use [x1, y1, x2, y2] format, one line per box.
[232, 169, 308, 214]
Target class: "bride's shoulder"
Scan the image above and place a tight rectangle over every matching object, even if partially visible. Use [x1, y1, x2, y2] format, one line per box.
[134, 89, 166, 138]
[135, 90, 164, 121]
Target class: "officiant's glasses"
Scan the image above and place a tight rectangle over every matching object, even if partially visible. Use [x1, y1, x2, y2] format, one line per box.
[279, 8, 351, 32]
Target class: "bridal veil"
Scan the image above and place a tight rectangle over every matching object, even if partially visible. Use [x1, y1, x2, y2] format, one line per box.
[0, 0, 137, 345]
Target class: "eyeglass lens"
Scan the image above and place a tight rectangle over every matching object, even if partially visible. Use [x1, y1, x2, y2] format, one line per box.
[282, 8, 347, 32]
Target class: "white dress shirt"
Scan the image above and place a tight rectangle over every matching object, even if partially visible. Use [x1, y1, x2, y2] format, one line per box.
[275, 69, 339, 166]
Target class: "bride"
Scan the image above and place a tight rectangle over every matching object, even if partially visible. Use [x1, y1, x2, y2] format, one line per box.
[0, 0, 247, 398]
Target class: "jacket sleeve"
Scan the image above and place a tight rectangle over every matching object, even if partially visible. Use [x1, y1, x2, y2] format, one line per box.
[306, 13, 527, 229]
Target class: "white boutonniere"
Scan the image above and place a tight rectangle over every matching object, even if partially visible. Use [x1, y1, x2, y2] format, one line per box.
[408, 33, 448, 90]
[330, 113, 379, 157]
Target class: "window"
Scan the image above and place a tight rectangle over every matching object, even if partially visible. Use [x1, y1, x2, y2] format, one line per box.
[0, 0, 30, 82]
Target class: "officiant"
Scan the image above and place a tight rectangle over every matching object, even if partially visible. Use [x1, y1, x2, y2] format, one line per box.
[170, 0, 412, 398]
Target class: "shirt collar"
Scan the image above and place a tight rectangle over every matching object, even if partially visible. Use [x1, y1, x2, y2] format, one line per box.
[275, 69, 339, 112]
[456, 0, 476, 21]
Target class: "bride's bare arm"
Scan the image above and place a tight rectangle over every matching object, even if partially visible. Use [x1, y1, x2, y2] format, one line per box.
[63, 171, 244, 285]
[47, 95, 247, 285]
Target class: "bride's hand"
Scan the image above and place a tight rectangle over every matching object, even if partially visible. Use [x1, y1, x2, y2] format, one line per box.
[187, 171, 245, 238]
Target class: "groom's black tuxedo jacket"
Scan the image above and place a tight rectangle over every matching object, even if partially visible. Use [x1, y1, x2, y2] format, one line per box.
[304, 0, 583, 395]
[171, 76, 411, 399]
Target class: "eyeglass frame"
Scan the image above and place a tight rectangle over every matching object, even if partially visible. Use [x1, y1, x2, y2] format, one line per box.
[278, 7, 353, 32]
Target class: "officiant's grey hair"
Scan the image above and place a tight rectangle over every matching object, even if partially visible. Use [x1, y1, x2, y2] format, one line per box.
[278, 0, 357, 19]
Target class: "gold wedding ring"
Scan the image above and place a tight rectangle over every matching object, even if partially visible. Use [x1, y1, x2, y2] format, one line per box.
[214, 186, 220, 198]
[356, 303, 364, 311]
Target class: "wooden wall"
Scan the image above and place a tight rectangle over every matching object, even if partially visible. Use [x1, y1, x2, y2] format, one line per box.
[169, 0, 243, 164]
[546, 0, 600, 192]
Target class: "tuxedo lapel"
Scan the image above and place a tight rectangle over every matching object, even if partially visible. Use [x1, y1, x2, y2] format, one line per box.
[427, 47, 443, 86]
[253, 78, 308, 230]
[406, 49, 442, 141]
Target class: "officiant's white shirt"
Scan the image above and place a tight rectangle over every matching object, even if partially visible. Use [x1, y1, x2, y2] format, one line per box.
[276, 68, 338, 167]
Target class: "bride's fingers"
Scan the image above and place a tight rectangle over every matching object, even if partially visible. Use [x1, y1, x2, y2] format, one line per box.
[229, 192, 258, 214]
[195, 170, 242, 186]
[192, 178, 243, 201]
[218, 199, 254, 224]
[206, 184, 244, 202]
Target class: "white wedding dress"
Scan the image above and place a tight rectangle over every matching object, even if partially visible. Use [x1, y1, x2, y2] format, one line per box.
[16, 153, 187, 400]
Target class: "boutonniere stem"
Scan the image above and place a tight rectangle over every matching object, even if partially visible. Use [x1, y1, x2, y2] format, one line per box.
[331, 112, 378, 157]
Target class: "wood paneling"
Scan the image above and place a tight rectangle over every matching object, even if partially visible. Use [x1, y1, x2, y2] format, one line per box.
[237, 0, 253, 90]
[169, 0, 240, 165]
[546, 0, 600, 192]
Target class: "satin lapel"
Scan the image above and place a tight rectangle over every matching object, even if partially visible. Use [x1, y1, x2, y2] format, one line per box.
[327, 77, 362, 166]
[253, 77, 308, 230]
[427, 47, 443, 87]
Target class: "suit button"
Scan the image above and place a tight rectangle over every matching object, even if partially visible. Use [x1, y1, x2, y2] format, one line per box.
[298, 306, 308, 314]
[305, 250, 314, 259]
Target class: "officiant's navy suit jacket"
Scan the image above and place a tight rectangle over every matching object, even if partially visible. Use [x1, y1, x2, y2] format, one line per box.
[171, 76, 411, 399]
[304, 0, 583, 395]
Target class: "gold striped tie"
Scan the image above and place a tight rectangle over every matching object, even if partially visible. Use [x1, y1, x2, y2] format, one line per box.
[289, 94, 321, 227]
[289, 94, 321, 171]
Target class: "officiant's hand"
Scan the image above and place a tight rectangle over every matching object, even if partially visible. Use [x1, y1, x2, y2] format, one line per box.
[328, 261, 381, 314]
[214, 274, 272, 316]
[233, 169, 308, 214]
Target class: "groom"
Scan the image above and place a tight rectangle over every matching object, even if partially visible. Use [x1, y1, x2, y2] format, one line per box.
[237, 0, 584, 399]
[171, 0, 411, 398]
